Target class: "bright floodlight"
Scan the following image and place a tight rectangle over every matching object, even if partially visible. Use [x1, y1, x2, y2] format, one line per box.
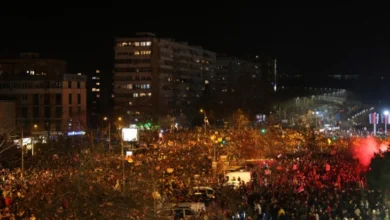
[384, 110, 389, 116]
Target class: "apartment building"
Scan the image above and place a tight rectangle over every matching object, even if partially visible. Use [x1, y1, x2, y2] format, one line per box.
[0, 74, 87, 134]
[213, 54, 263, 113]
[0, 53, 66, 77]
[114, 33, 216, 122]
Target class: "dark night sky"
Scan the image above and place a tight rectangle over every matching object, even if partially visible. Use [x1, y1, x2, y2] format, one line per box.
[0, 7, 389, 76]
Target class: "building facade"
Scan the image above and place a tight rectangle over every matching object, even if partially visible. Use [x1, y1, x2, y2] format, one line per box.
[114, 33, 216, 123]
[212, 54, 263, 114]
[0, 101, 16, 131]
[0, 53, 67, 77]
[0, 74, 87, 134]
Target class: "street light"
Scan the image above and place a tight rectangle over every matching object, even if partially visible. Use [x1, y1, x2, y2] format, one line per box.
[200, 109, 208, 133]
[103, 117, 111, 152]
[32, 124, 38, 155]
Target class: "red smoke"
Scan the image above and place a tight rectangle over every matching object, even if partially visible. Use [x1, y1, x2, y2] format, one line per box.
[349, 137, 389, 167]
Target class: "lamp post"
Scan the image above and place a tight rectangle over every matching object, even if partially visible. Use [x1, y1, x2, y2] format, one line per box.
[384, 111, 389, 136]
[32, 124, 38, 156]
[117, 117, 125, 191]
[103, 117, 111, 152]
[20, 126, 24, 179]
[200, 109, 208, 133]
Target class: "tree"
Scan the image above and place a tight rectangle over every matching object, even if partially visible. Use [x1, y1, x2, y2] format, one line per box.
[0, 121, 16, 154]
[367, 151, 390, 190]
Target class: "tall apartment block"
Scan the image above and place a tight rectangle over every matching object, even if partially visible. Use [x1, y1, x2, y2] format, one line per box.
[114, 33, 216, 122]
[214, 54, 262, 113]
[0, 53, 86, 135]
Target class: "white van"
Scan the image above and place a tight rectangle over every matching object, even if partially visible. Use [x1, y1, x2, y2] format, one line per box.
[225, 171, 251, 188]
[193, 186, 215, 199]
[177, 202, 206, 213]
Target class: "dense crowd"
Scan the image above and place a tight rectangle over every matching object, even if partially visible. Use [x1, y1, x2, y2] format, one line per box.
[0, 127, 387, 219]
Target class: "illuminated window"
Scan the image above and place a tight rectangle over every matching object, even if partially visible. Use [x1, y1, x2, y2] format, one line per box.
[134, 42, 140, 46]
[121, 42, 127, 46]
[129, 102, 132, 105]
[147, 93, 152, 96]
[96, 82, 100, 86]
[96, 94, 100, 97]
[140, 50, 151, 55]
[133, 93, 139, 97]
[92, 88, 97, 92]
[111, 94, 115, 98]
[125, 84, 133, 89]
[146, 41, 151, 46]
[140, 93, 146, 97]
[140, 42, 146, 46]
[134, 51, 140, 55]
[96, 89, 100, 92]
[96, 70, 100, 73]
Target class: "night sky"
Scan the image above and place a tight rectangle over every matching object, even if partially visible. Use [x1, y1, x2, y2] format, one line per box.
[1, 7, 389, 76]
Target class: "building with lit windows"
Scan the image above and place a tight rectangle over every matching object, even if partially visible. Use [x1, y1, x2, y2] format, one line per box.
[0, 53, 67, 77]
[0, 74, 87, 135]
[114, 33, 216, 123]
[87, 69, 102, 127]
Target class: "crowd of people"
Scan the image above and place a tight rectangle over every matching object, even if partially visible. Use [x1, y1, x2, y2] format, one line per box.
[0, 127, 387, 219]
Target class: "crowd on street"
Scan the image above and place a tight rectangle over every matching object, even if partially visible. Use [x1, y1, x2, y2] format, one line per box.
[0, 128, 387, 219]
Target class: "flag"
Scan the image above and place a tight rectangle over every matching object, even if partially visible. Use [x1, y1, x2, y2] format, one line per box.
[369, 113, 379, 124]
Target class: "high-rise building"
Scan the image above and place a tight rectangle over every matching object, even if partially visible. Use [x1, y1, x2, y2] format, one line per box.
[213, 54, 263, 114]
[87, 69, 101, 127]
[114, 33, 216, 123]
[0, 74, 87, 135]
[0, 53, 67, 77]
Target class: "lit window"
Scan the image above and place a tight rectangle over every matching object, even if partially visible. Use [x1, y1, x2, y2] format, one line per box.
[133, 93, 139, 97]
[96, 89, 100, 92]
[92, 88, 97, 92]
[205, 80, 209, 84]
[134, 51, 140, 55]
[147, 93, 152, 96]
[96, 82, 100, 86]
[96, 70, 100, 73]
[146, 41, 151, 46]
[134, 42, 140, 46]
[126, 84, 133, 89]
[141, 50, 151, 55]
[30, 70, 35, 75]
[140, 93, 146, 97]
[111, 94, 115, 98]
[141, 42, 146, 46]
[129, 102, 132, 105]
[168, 78, 171, 82]
[121, 42, 127, 46]
[96, 94, 100, 97]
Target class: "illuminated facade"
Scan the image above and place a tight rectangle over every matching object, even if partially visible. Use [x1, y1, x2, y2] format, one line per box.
[0, 74, 87, 134]
[114, 33, 216, 121]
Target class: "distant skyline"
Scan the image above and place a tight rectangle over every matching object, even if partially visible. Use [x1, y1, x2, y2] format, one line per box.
[0, 7, 388, 76]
